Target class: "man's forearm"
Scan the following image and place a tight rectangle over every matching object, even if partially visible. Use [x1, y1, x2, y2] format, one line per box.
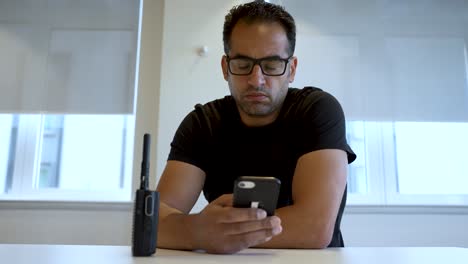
[157, 202, 197, 250]
[255, 150, 348, 249]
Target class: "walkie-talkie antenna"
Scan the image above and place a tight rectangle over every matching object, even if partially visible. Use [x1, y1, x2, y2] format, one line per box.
[140, 133, 151, 190]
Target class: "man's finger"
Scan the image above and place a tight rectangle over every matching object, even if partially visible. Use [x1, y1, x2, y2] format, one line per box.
[211, 194, 234, 207]
[224, 216, 281, 235]
[230, 227, 282, 249]
[218, 207, 267, 223]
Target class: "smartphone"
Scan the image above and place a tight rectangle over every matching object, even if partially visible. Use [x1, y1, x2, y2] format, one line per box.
[233, 176, 281, 216]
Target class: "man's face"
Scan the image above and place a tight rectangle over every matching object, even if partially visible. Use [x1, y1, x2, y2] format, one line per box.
[222, 21, 297, 126]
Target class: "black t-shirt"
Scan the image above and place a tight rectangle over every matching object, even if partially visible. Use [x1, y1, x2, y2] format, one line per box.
[168, 87, 357, 247]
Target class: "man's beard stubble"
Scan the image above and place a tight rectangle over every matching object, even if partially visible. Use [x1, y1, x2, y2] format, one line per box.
[229, 82, 289, 118]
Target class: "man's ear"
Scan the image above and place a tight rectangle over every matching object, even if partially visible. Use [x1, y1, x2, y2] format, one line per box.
[221, 55, 229, 81]
[288, 56, 298, 83]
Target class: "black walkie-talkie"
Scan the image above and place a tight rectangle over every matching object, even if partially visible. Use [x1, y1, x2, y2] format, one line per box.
[132, 133, 159, 256]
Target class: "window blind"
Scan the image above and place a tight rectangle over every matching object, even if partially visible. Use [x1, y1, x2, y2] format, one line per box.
[0, 0, 139, 114]
[290, 0, 468, 122]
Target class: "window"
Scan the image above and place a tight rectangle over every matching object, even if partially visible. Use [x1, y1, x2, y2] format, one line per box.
[346, 121, 367, 195]
[0, 115, 14, 194]
[346, 121, 468, 205]
[387, 122, 468, 205]
[0, 0, 141, 201]
[394, 122, 468, 195]
[286, 0, 468, 206]
[0, 114, 134, 201]
[346, 121, 388, 205]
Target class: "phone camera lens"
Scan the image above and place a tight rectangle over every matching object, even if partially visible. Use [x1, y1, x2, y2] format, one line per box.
[237, 180, 255, 189]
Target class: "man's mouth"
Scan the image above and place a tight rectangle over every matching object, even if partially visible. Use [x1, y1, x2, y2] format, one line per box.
[244, 93, 268, 101]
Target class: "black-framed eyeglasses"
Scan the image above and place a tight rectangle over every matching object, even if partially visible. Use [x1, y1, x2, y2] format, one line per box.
[226, 55, 293, 76]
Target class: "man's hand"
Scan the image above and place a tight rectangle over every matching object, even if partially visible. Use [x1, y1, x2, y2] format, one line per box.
[156, 161, 282, 253]
[189, 194, 282, 254]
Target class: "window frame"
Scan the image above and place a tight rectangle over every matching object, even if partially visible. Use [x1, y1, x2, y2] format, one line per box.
[383, 122, 468, 206]
[347, 121, 468, 206]
[347, 122, 387, 205]
[0, 114, 136, 202]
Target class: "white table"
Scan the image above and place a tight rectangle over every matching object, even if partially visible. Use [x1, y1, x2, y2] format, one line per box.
[0, 244, 467, 264]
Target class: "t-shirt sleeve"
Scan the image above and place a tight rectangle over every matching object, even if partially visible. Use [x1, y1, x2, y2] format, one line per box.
[298, 91, 357, 164]
[167, 110, 207, 171]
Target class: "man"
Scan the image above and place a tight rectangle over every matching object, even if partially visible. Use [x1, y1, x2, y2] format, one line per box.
[156, 1, 356, 254]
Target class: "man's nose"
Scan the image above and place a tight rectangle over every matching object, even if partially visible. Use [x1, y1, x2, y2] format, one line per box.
[247, 64, 266, 87]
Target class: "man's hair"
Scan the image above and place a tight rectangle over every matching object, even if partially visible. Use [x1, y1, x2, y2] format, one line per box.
[223, 0, 296, 56]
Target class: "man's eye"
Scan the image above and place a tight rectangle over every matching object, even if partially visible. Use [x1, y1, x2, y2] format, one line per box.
[264, 65, 279, 71]
[263, 61, 282, 70]
[233, 61, 252, 69]
[237, 64, 251, 70]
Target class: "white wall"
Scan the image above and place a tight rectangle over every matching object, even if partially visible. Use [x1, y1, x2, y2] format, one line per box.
[0, 204, 132, 245]
[1, 204, 467, 247]
[155, 0, 249, 179]
[342, 207, 468, 247]
[0, 0, 468, 248]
